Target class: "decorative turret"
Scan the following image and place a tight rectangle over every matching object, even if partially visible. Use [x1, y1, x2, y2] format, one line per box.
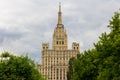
[42, 43, 49, 51]
[72, 42, 80, 51]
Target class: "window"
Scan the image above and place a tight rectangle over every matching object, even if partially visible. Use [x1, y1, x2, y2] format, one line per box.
[77, 47, 78, 49]
[62, 41, 64, 44]
[74, 47, 75, 50]
[43, 47, 45, 49]
[56, 41, 58, 44]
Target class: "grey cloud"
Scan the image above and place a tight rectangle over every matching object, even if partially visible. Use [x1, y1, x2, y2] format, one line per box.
[0, 29, 24, 44]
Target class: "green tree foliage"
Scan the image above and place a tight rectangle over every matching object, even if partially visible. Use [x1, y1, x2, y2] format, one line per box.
[0, 52, 45, 80]
[67, 11, 120, 80]
[67, 57, 75, 80]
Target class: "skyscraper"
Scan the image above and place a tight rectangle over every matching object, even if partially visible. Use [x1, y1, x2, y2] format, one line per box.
[38, 4, 80, 80]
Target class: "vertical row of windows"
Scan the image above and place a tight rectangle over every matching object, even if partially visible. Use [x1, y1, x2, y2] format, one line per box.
[57, 69, 59, 79]
[60, 69, 62, 79]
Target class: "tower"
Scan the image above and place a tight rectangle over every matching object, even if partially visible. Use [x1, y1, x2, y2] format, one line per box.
[52, 4, 68, 50]
[42, 43, 49, 50]
[38, 4, 80, 80]
[72, 42, 80, 50]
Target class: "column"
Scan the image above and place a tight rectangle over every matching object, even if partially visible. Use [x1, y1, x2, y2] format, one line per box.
[62, 68, 63, 80]
[59, 68, 60, 80]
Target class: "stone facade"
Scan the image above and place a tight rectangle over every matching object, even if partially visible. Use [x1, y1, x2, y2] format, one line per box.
[38, 4, 80, 80]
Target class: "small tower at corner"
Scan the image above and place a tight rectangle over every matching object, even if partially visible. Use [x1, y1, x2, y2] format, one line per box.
[72, 42, 80, 51]
[42, 43, 49, 50]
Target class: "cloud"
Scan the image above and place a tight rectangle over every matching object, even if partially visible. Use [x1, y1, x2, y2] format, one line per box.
[0, 29, 24, 44]
[0, 0, 120, 63]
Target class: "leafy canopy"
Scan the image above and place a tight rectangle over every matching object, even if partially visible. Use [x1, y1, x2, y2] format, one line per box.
[0, 52, 45, 80]
[67, 10, 120, 80]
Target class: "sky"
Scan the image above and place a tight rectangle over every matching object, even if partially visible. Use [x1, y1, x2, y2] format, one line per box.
[0, 0, 120, 63]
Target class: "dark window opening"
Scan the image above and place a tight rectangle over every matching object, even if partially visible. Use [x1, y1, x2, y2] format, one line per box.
[56, 41, 58, 44]
[77, 47, 78, 49]
[74, 47, 75, 50]
[62, 41, 64, 44]
[43, 47, 45, 49]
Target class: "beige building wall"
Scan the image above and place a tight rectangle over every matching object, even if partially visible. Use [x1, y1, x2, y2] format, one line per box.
[39, 50, 78, 80]
[38, 4, 80, 80]
[52, 26, 68, 50]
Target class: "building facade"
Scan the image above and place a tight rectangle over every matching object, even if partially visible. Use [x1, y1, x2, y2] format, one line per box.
[38, 4, 80, 80]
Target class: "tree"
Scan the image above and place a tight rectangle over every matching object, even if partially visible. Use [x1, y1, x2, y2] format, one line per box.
[95, 11, 120, 80]
[0, 52, 45, 80]
[67, 57, 75, 80]
[67, 10, 120, 80]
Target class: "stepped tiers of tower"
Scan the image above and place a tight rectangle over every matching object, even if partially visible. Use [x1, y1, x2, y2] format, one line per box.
[37, 4, 80, 80]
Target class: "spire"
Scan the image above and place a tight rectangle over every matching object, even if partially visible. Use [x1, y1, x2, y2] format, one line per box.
[58, 3, 62, 25]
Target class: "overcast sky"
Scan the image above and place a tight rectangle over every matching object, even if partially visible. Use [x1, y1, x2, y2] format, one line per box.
[0, 0, 120, 63]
